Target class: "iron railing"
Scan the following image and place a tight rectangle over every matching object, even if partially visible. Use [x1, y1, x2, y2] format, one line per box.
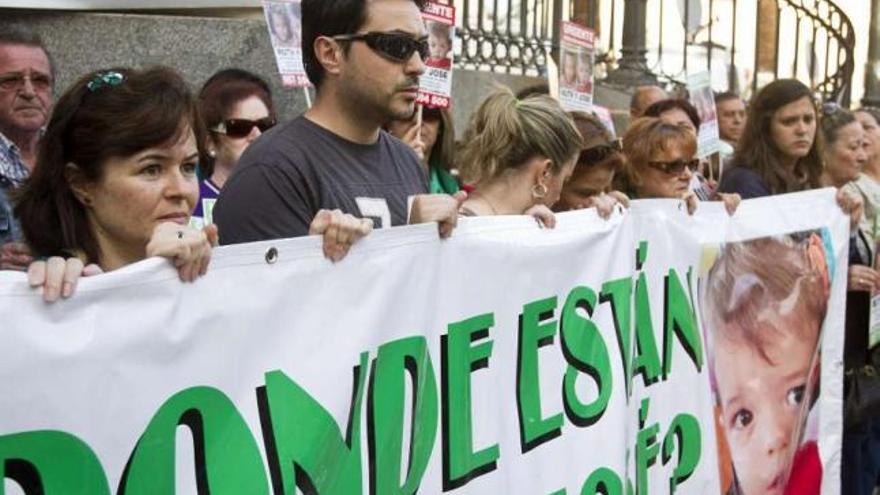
[452, 0, 855, 104]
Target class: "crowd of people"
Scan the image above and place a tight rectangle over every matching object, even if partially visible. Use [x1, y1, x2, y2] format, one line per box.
[1, 0, 879, 492]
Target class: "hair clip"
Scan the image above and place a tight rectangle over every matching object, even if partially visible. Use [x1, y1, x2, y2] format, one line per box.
[821, 101, 841, 116]
[86, 71, 124, 92]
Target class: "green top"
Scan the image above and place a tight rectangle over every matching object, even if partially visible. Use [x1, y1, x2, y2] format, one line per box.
[429, 166, 460, 195]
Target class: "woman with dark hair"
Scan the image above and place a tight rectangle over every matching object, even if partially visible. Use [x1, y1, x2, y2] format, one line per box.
[386, 105, 460, 194]
[554, 111, 628, 216]
[719, 79, 823, 198]
[14, 67, 371, 302]
[197, 68, 276, 225]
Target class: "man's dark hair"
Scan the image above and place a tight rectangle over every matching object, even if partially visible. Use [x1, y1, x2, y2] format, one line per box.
[0, 25, 54, 77]
[301, 0, 426, 88]
[714, 91, 741, 105]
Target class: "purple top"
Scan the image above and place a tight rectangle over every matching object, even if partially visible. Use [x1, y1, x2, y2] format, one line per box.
[193, 178, 221, 222]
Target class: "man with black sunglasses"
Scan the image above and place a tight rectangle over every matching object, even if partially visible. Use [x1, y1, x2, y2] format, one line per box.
[215, 0, 464, 248]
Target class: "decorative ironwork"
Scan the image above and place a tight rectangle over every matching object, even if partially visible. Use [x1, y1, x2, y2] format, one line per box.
[452, 0, 855, 104]
[453, 0, 561, 75]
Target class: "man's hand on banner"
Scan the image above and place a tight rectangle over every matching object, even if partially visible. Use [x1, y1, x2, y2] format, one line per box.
[0, 241, 34, 271]
[411, 191, 467, 238]
[309, 209, 374, 262]
[835, 188, 864, 232]
[27, 257, 103, 303]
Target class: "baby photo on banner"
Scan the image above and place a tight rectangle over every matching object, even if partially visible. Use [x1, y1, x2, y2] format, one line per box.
[687, 71, 721, 158]
[262, 0, 309, 87]
[558, 21, 595, 113]
[418, 2, 455, 109]
[700, 230, 831, 494]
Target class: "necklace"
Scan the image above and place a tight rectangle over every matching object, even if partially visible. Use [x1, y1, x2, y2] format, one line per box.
[471, 192, 499, 215]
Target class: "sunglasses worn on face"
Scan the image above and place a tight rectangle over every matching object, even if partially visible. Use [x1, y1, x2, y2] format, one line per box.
[333, 32, 430, 63]
[647, 158, 700, 176]
[0, 72, 52, 92]
[212, 117, 276, 138]
[578, 139, 623, 166]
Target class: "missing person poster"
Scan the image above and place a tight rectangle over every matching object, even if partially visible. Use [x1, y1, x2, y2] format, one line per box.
[687, 71, 722, 158]
[558, 21, 595, 113]
[418, 2, 456, 109]
[262, 0, 308, 87]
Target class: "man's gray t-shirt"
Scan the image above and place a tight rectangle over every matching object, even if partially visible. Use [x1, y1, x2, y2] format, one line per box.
[214, 116, 428, 244]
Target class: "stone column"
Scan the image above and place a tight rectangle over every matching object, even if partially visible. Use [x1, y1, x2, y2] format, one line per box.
[863, 0, 880, 106]
[606, 0, 657, 86]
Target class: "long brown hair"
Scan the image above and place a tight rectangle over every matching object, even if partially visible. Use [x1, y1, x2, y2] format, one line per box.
[733, 79, 823, 194]
[14, 66, 206, 264]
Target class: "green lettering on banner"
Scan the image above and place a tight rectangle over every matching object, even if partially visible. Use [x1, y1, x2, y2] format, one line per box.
[119, 386, 268, 494]
[560, 286, 612, 427]
[632, 273, 662, 387]
[517, 296, 563, 453]
[580, 467, 623, 495]
[600, 277, 634, 398]
[662, 414, 701, 493]
[0, 430, 110, 494]
[442, 313, 499, 491]
[369, 336, 438, 495]
[635, 399, 660, 495]
[662, 269, 704, 379]
[262, 353, 368, 495]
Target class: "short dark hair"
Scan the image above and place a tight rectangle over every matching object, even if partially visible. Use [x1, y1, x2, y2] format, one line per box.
[198, 68, 275, 175]
[643, 98, 701, 130]
[0, 25, 54, 77]
[15, 67, 206, 264]
[714, 91, 742, 105]
[301, 0, 426, 88]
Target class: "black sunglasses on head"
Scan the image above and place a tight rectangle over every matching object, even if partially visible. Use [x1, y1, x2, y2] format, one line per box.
[212, 117, 276, 138]
[578, 139, 622, 166]
[333, 32, 430, 63]
[647, 158, 700, 176]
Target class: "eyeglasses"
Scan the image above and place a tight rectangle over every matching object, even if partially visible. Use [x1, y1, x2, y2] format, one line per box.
[211, 117, 276, 138]
[647, 158, 700, 175]
[333, 32, 430, 63]
[578, 139, 622, 166]
[0, 72, 52, 92]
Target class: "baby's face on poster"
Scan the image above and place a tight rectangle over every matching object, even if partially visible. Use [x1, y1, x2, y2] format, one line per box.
[429, 33, 450, 59]
[713, 311, 818, 495]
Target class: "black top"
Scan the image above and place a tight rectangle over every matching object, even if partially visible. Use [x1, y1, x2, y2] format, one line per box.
[717, 166, 772, 199]
[214, 116, 428, 245]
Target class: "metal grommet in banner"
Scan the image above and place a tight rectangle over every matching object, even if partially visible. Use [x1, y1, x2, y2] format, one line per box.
[265, 247, 278, 264]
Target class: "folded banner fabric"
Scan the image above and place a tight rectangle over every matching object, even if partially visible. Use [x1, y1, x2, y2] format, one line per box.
[0, 188, 848, 494]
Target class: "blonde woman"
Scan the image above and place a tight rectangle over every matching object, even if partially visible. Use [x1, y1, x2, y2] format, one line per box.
[457, 88, 582, 227]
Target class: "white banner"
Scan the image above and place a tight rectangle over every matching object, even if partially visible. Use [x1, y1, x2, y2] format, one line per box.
[0, 189, 847, 494]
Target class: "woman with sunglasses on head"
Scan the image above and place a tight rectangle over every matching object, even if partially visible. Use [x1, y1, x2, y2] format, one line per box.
[196, 69, 276, 226]
[851, 107, 880, 242]
[819, 106, 880, 495]
[386, 105, 461, 194]
[553, 111, 628, 218]
[621, 117, 740, 215]
[456, 88, 581, 226]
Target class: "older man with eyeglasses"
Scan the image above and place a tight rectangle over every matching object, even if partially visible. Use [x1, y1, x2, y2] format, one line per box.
[0, 26, 53, 271]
